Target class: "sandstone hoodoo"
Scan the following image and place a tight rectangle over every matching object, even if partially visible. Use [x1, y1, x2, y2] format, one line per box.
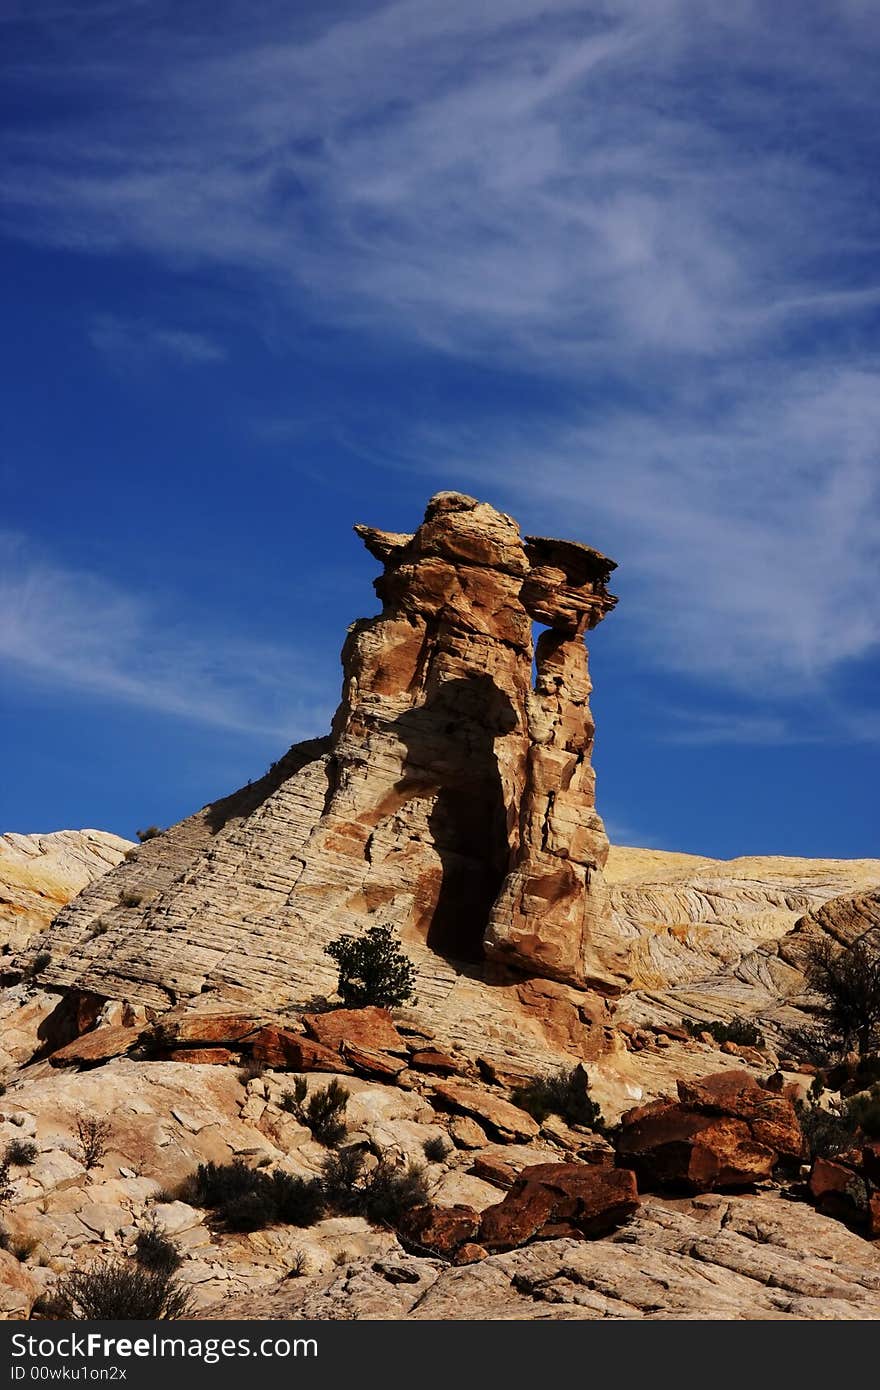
[22, 493, 622, 1016]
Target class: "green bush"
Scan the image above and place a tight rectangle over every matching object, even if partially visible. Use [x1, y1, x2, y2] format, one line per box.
[320, 1147, 429, 1226]
[422, 1134, 450, 1162]
[511, 1065, 605, 1130]
[795, 1097, 856, 1161]
[182, 1160, 324, 1232]
[845, 1084, 880, 1138]
[133, 1220, 182, 1275]
[282, 1078, 349, 1147]
[325, 925, 417, 1009]
[5, 1138, 37, 1167]
[55, 1261, 192, 1319]
[684, 1017, 765, 1048]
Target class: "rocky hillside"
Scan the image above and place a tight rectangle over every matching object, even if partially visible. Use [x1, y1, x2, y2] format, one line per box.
[1, 494, 878, 1321]
[0, 831, 132, 954]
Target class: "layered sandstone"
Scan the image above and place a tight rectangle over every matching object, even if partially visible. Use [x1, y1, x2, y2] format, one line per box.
[18, 494, 620, 1046]
[0, 830, 132, 953]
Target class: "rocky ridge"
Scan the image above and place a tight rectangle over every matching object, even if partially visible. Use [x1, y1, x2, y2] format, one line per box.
[2, 493, 879, 1321]
[0, 831, 132, 954]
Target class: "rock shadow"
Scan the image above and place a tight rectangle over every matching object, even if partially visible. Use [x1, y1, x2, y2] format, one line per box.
[389, 675, 518, 963]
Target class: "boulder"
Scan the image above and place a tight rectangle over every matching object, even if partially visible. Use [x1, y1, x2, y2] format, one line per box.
[469, 1154, 517, 1189]
[616, 1100, 776, 1191]
[341, 1044, 407, 1079]
[48, 1025, 140, 1066]
[167, 1047, 235, 1065]
[479, 1162, 639, 1250]
[809, 1156, 870, 1230]
[410, 1049, 466, 1077]
[151, 1013, 264, 1047]
[398, 1203, 481, 1257]
[449, 1116, 488, 1150]
[676, 1071, 803, 1161]
[304, 1007, 405, 1055]
[250, 1027, 351, 1073]
[431, 1082, 540, 1142]
[453, 1243, 488, 1265]
[616, 1070, 804, 1193]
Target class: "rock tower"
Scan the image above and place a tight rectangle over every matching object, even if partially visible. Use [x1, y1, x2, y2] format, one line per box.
[25, 494, 624, 1015]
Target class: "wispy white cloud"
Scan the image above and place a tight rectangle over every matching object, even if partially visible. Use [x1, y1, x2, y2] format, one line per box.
[384, 361, 880, 710]
[1, 1, 879, 744]
[3, 1, 877, 366]
[0, 533, 330, 740]
[88, 315, 226, 370]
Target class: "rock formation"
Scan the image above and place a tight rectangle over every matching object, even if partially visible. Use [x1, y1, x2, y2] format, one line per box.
[0, 830, 132, 953]
[21, 493, 622, 1026]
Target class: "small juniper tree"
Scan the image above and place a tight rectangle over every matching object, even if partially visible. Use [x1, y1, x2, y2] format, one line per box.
[805, 936, 880, 1059]
[325, 925, 417, 1009]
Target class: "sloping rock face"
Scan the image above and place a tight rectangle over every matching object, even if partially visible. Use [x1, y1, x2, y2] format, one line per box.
[608, 850, 880, 1052]
[20, 494, 620, 1028]
[0, 830, 132, 952]
[207, 1194, 880, 1320]
[607, 847, 880, 995]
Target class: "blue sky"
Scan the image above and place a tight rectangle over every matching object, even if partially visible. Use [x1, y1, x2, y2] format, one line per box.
[1, 0, 878, 858]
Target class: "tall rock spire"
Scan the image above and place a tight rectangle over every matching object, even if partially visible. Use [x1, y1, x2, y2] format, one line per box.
[24, 493, 624, 1015]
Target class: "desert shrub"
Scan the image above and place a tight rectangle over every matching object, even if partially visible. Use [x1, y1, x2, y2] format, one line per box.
[288, 1249, 309, 1278]
[320, 1146, 366, 1214]
[282, 1078, 349, 1147]
[511, 1065, 605, 1130]
[332, 1248, 353, 1267]
[183, 1158, 261, 1208]
[684, 1017, 765, 1048]
[0, 1082, 6, 1097]
[118, 890, 144, 908]
[783, 1021, 838, 1067]
[11, 1234, 37, 1262]
[88, 919, 110, 938]
[74, 1116, 111, 1169]
[805, 936, 880, 1058]
[238, 1058, 266, 1084]
[136, 826, 163, 843]
[182, 1160, 323, 1231]
[360, 1159, 429, 1225]
[795, 1096, 856, 1161]
[0, 1160, 13, 1205]
[23, 952, 51, 981]
[320, 1147, 428, 1227]
[133, 1220, 182, 1275]
[5, 1138, 37, 1167]
[55, 1261, 192, 1320]
[268, 1169, 324, 1226]
[220, 1188, 280, 1233]
[280, 1077, 309, 1113]
[423, 1134, 450, 1162]
[325, 925, 417, 1009]
[845, 1084, 880, 1138]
